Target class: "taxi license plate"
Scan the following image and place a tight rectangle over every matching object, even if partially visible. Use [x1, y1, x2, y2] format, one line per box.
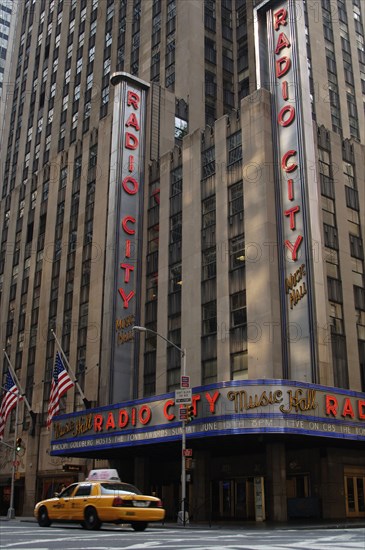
[133, 501, 150, 507]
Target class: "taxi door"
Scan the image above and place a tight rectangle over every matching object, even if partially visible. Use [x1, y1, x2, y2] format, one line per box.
[68, 483, 93, 520]
[49, 484, 78, 520]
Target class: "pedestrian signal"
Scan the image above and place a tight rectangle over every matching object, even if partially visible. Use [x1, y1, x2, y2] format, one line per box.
[16, 438, 22, 452]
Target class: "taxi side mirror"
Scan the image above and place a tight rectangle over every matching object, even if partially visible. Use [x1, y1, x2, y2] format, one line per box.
[54, 492, 60, 497]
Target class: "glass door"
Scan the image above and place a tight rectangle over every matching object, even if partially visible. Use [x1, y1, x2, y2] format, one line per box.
[345, 474, 365, 517]
[212, 479, 256, 520]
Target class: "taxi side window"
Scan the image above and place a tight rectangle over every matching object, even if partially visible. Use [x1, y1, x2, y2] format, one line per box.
[60, 485, 77, 498]
[74, 484, 92, 497]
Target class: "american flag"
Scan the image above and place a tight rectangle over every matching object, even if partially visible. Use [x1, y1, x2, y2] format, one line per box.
[47, 352, 74, 428]
[0, 371, 22, 439]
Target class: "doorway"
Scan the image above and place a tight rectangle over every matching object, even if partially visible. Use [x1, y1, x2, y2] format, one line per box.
[344, 468, 365, 518]
[211, 478, 255, 521]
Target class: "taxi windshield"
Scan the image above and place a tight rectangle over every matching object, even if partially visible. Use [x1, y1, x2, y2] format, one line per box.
[100, 482, 142, 495]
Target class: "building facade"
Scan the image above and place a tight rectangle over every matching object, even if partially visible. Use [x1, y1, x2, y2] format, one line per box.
[0, 0, 19, 142]
[0, 0, 364, 522]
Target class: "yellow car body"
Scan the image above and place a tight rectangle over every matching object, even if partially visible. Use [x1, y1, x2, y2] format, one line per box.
[34, 480, 165, 531]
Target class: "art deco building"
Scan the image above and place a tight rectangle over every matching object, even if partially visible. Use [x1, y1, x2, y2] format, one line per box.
[0, 0, 19, 140]
[0, 0, 364, 522]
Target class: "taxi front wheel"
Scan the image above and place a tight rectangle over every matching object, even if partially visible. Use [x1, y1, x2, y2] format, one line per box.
[38, 506, 52, 527]
[131, 522, 147, 532]
[84, 507, 102, 530]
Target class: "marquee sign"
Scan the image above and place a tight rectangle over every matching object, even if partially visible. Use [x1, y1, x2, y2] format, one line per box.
[105, 73, 149, 403]
[254, 0, 317, 382]
[50, 380, 365, 455]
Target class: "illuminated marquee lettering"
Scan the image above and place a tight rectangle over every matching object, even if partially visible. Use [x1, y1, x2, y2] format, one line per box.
[273, 6, 304, 266]
[253, 0, 317, 382]
[116, 85, 143, 315]
[125, 112, 140, 131]
[52, 384, 365, 449]
[273, 7, 287, 30]
[127, 90, 140, 109]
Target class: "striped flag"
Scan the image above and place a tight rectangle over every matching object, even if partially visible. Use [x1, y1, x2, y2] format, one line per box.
[0, 371, 22, 439]
[47, 352, 74, 427]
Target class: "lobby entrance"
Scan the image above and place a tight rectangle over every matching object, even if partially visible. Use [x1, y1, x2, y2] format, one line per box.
[211, 478, 256, 521]
[344, 467, 365, 518]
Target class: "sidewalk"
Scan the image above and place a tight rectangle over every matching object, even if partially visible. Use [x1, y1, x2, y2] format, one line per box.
[1, 516, 365, 530]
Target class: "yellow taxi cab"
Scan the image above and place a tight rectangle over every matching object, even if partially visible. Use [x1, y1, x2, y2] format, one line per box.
[34, 469, 165, 531]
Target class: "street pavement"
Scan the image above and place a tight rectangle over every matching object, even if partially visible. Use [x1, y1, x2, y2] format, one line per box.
[1, 515, 365, 530]
[0, 518, 364, 550]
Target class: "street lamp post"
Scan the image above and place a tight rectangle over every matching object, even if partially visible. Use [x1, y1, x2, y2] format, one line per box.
[133, 326, 188, 526]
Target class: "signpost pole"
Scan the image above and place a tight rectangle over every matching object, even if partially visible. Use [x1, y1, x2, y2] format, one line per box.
[181, 349, 187, 527]
[133, 326, 189, 527]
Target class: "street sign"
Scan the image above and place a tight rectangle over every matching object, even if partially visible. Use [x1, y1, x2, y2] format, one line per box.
[183, 448, 193, 457]
[179, 408, 187, 420]
[175, 388, 192, 404]
[181, 376, 190, 388]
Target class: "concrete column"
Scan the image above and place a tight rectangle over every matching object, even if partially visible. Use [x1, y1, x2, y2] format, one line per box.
[266, 443, 287, 521]
[190, 450, 210, 522]
[134, 456, 150, 494]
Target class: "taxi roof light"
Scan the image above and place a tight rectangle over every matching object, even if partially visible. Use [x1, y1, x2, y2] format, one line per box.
[86, 469, 121, 481]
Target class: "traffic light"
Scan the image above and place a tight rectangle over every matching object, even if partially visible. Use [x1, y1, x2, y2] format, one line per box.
[186, 405, 194, 423]
[16, 437, 22, 453]
[185, 457, 193, 470]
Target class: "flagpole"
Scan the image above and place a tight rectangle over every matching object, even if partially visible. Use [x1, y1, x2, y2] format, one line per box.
[3, 350, 37, 435]
[7, 392, 19, 519]
[51, 330, 91, 409]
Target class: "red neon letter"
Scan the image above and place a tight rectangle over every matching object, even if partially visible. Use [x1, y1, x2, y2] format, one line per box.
[275, 32, 291, 54]
[284, 235, 303, 261]
[288, 179, 294, 200]
[278, 105, 295, 127]
[281, 150, 297, 173]
[282, 81, 289, 101]
[122, 216, 136, 235]
[274, 8, 287, 31]
[125, 112, 140, 131]
[127, 90, 140, 110]
[325, 395, 338, 417]
[284, 205, 300, 230]
[120, 263, 134, 283]
[118, 288, 135, 308]
[191, 394, 201, 414]
[105, 412, 116, 430]
[359, 400, 365, 420]
[125, 239, 131, 258]
[125, 132, 139, 150]
[128, 155, 134, 172]
[139, 405, 152, 425]
[94, 414, 103, 432]
[122, 176, 139, 195]
[276, 56, 291, 78]
[163, 399, 175, 421]
[205, 391, 220, 413]
[118, 409, 129, 428]
[342, 398, 355, 419]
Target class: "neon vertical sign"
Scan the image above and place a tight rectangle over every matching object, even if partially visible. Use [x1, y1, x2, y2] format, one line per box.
[254, 0, 317, 382]
[106, 73, 150, 403]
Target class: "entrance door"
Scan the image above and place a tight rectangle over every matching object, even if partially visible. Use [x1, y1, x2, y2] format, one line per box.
[212, 479, 256, 520]
[344, 471, 365, 518]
